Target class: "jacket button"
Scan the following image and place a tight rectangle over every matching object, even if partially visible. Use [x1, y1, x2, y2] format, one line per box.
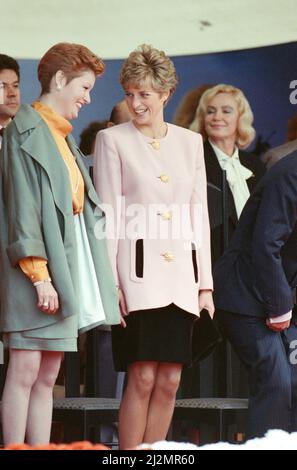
[161, 252, 174, 262]
[158, 211, 172, 220]
[163, 211, 172, 220]
[158, 174, 170, 183]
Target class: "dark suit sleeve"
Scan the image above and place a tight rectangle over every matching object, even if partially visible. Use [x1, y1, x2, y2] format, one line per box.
[262, 149, 273, 168]
[251, 170, 297, 317]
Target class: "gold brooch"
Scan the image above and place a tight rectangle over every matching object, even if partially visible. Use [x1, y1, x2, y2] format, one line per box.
[149, 140, 160, 150]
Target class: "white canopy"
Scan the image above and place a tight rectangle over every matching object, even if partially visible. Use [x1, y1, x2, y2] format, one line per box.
[1, 0, 296, 59]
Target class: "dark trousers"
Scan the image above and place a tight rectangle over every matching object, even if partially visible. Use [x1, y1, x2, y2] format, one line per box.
[216, 309, 297, 439]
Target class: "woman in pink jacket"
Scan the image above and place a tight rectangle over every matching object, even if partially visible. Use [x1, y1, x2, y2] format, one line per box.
[94, 44, 214, 449]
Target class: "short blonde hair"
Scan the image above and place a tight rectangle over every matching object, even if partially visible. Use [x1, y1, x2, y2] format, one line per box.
[120, 44, 178, 98]
[190, 84, 256, 149]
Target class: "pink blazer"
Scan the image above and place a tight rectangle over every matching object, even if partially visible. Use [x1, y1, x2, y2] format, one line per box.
[94, 121, 213, 317]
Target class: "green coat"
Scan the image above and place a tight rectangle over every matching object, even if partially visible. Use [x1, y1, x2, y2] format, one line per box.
[0, 104, 120, 332]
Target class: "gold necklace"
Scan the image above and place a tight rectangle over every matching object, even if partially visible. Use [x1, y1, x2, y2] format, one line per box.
[63, 157, 81, 194]
[71, 163, 81, 194]
[148, 124, 167, 151]
[149, 139, 160, 150]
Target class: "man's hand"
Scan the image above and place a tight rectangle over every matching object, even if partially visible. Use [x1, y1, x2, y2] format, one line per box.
[266, 318, 290, 332]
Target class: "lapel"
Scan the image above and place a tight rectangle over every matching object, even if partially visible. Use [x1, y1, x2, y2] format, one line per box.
[17, 105, 72, 215]
[14, 105, 102, 214]
[204, 140, 223, 188]
[66, 134, 102, 209]
[238, 150, 256, 193]
[204, 139, 238, 224]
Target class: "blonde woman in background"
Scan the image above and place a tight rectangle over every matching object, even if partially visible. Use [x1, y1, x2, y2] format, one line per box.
[190, 83, 265, 264]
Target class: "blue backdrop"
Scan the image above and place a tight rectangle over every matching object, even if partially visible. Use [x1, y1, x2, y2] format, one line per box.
[18, 41, 297, 150]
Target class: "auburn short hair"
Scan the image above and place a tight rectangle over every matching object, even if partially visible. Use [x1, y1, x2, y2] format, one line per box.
[38, 42, 105, 94]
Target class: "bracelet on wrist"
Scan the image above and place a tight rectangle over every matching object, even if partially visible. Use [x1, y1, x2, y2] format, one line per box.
[33, 278, 52, 287]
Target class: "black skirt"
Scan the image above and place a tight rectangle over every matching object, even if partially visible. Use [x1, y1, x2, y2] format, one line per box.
[111, 303, 196, 371]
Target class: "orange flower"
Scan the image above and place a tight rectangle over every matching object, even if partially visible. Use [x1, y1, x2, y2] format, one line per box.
[1, 441, 111, 451]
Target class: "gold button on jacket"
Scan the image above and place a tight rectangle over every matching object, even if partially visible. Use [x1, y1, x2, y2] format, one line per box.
[162, 252, 174, 262]
[163, 211, 172, 220]
[158, 174, 170, 183]
[158, 211, 172, 220]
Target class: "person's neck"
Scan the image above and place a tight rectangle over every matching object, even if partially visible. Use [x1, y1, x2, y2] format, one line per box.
[209, 137, 236, 157]
[38, 94, 63, 117]
[134, 120, 167, 140]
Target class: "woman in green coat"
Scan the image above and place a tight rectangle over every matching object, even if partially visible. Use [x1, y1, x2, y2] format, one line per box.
[0, 43, 120, 445]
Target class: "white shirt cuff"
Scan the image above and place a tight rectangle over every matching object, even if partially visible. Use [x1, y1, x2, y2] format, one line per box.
[268, 311, 292, 324]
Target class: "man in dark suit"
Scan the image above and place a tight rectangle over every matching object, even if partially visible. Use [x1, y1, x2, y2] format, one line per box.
[214, 151, 297, 439]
